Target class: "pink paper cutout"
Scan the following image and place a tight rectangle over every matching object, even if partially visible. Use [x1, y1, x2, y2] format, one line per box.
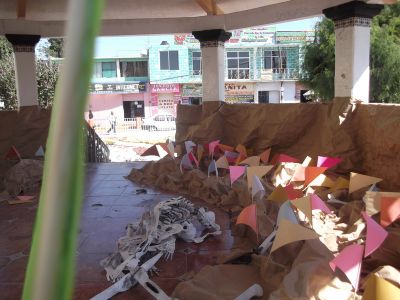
[229, 166, 246, 186]
[188, 152, 199, 167]
[317, 156, 342, 168]
[380, 196, 400, 227]
[311, 194, 332, 213]
[329, 244, 364, 291]
[361, 212, 388, 257]
[285, 184, 303, 200]
[209, 140, 220, 157]
[17, 195, 35, 201]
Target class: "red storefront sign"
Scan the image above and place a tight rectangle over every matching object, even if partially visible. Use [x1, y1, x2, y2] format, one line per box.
[151, 84, 180, 93]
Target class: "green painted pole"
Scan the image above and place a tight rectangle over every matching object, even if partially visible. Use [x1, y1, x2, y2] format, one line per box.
[22, 1, 104, 299]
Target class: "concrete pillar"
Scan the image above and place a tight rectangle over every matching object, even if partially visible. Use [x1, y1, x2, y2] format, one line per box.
[5, 34, 41, 107]
[192, 29, 231, 102]
[324, 1, 382, 103]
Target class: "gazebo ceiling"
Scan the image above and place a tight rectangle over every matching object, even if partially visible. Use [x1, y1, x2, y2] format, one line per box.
[0, 0, 391, 37]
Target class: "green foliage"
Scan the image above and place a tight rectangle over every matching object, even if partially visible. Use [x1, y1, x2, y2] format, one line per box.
[300, 18, 335, 100]
[0, 37, 61, 110]
[47, 38, 64, 58]
[301, 3, 400, 103]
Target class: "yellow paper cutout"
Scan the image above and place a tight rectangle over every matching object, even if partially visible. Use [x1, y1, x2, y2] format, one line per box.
[271, 219, 319, 252]
[246, 165, 274, 190]
[215, 155, 229, 169]
[308, 174, 335, 188]
[349, 173, 383, 194]
[239, 156, 260, 167]
[291, 195, 312, 225]
[267, 185, 288, 205]
[362, 274, 400, 300]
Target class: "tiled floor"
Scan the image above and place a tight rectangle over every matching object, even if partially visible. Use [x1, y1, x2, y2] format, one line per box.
[0, 162, 233, 299]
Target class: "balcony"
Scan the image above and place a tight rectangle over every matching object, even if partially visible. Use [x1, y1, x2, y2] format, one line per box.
[260, 68, 298, 81]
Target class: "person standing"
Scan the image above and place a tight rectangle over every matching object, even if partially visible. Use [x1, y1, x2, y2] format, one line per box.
[88, 108, 95, 128]
[107, 111, 117, 134]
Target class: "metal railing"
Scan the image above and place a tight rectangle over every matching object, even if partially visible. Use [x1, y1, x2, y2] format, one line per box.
[85, 121, 110, 162]
[271, 68, 299, 80]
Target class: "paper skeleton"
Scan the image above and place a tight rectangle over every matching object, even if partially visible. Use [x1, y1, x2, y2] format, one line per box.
[92, 196, 221, 299]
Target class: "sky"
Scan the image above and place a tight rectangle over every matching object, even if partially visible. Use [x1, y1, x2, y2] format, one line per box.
[94, 17, 321, 58]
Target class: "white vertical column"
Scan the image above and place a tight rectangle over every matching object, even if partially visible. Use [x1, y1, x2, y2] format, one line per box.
[334, 19, 372, 102]
[6, 34, 41, 107]
[323, 1, 383, 103]
[192, 29, 232, 102]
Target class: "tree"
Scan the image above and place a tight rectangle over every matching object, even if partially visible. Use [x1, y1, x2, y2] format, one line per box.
[47, 38, 64, 58]
[0, 37, 61, 110]
[301, 3, 400, 103]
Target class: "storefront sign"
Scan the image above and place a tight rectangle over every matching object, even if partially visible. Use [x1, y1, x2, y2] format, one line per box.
[182, 84, 203, 97]
[151, 84, 180, 93]
[276, 31, 314, 44]
[89, 82, 146, 94]
[225, 95, 254, 103]
[225, 83, 254, 95]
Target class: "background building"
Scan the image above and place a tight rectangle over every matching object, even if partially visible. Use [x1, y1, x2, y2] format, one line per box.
[88, 26, 313, 120]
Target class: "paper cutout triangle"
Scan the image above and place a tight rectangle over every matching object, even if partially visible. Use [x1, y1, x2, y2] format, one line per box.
[180, 154, 193, 172]
[362, 274, 400, 300]
[252, 175, 265, 200]
[285, 183, 303, 200]
[380, 196, 400, 227]
[155, 144, 168, 158]
[239, 156, 260, 167]
[329, 244, 364, 291]
[167, 142, 175, 158]
[235, 144, 247, 157]
[291, 195, 312, 224]
[229, 166, 246, 186]
[215, 155, 229, 169]
[277, 201, 299, 225]
[218, 144, 234, 153]
[267, 185, 288, 205]
[188, 152, 199, 167]
[308, 174, 335, 188]
[310, 194, 332, 213]
[301, 156, 313, 167]
[185, 140, 196, 154]
[271, 219, 319, 252]
[208, 160, 218, 177]
[209, 140, 220, 158]
[5, 145, 21, 160]
[349, 173, 383, 194]
[274, 154, 300, 164]
[330, 177, 350, 192]
[246, 166, 273, 190]
[304, 167, 328, 187]
[259, 148, 271, 163]
[236, 204, 257, 234]
[317, 156, 342, 168]
[361, 212, 388, 257]
[291, 165, 306, 182]
[35, 146, 45, 157]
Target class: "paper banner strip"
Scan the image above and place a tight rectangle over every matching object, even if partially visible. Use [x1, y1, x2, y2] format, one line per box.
[229, 166, 246, 186]
[361, 212, 388, 257]
[236, 204, 257, 234]
[362, 274, 400, 300]
[271, 219, 318, 252]
[380, 196, 400, 227]
[317, 156, 342, 168]
[329, 244, 364, 291]
[349, 173, 383, 194]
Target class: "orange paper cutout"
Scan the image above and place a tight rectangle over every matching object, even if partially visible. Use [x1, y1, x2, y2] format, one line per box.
[304, 167, 328, 187]
[259, 148, 271, 163]
[236, 204, 257, 234]
[380, 196, 400, 227]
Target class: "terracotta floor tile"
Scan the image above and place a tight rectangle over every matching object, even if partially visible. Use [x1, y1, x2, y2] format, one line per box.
[75, 252, 108, 283]
[155, 252, 187, 279]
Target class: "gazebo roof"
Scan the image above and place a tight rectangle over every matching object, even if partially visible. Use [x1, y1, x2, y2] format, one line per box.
[0, 0, 389, 36]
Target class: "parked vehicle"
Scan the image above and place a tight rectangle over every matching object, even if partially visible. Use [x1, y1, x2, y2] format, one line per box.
[142, 113, 176, 131]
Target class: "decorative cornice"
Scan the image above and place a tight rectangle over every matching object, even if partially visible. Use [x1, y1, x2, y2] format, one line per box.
[199, 40, 225, 48]
[5, 34, 40, 52]
[192, 29, 232, 44]
[334, 16, 372, 29]
[323, 1, 383, 22]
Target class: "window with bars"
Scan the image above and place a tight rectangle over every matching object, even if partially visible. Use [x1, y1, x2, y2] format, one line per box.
[119, 61, 148, 77]
[160, 50, 179, 70]
[263, 50, 287, 71]
[192, 52, 202, 75]
[227, 51, 250, 79]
